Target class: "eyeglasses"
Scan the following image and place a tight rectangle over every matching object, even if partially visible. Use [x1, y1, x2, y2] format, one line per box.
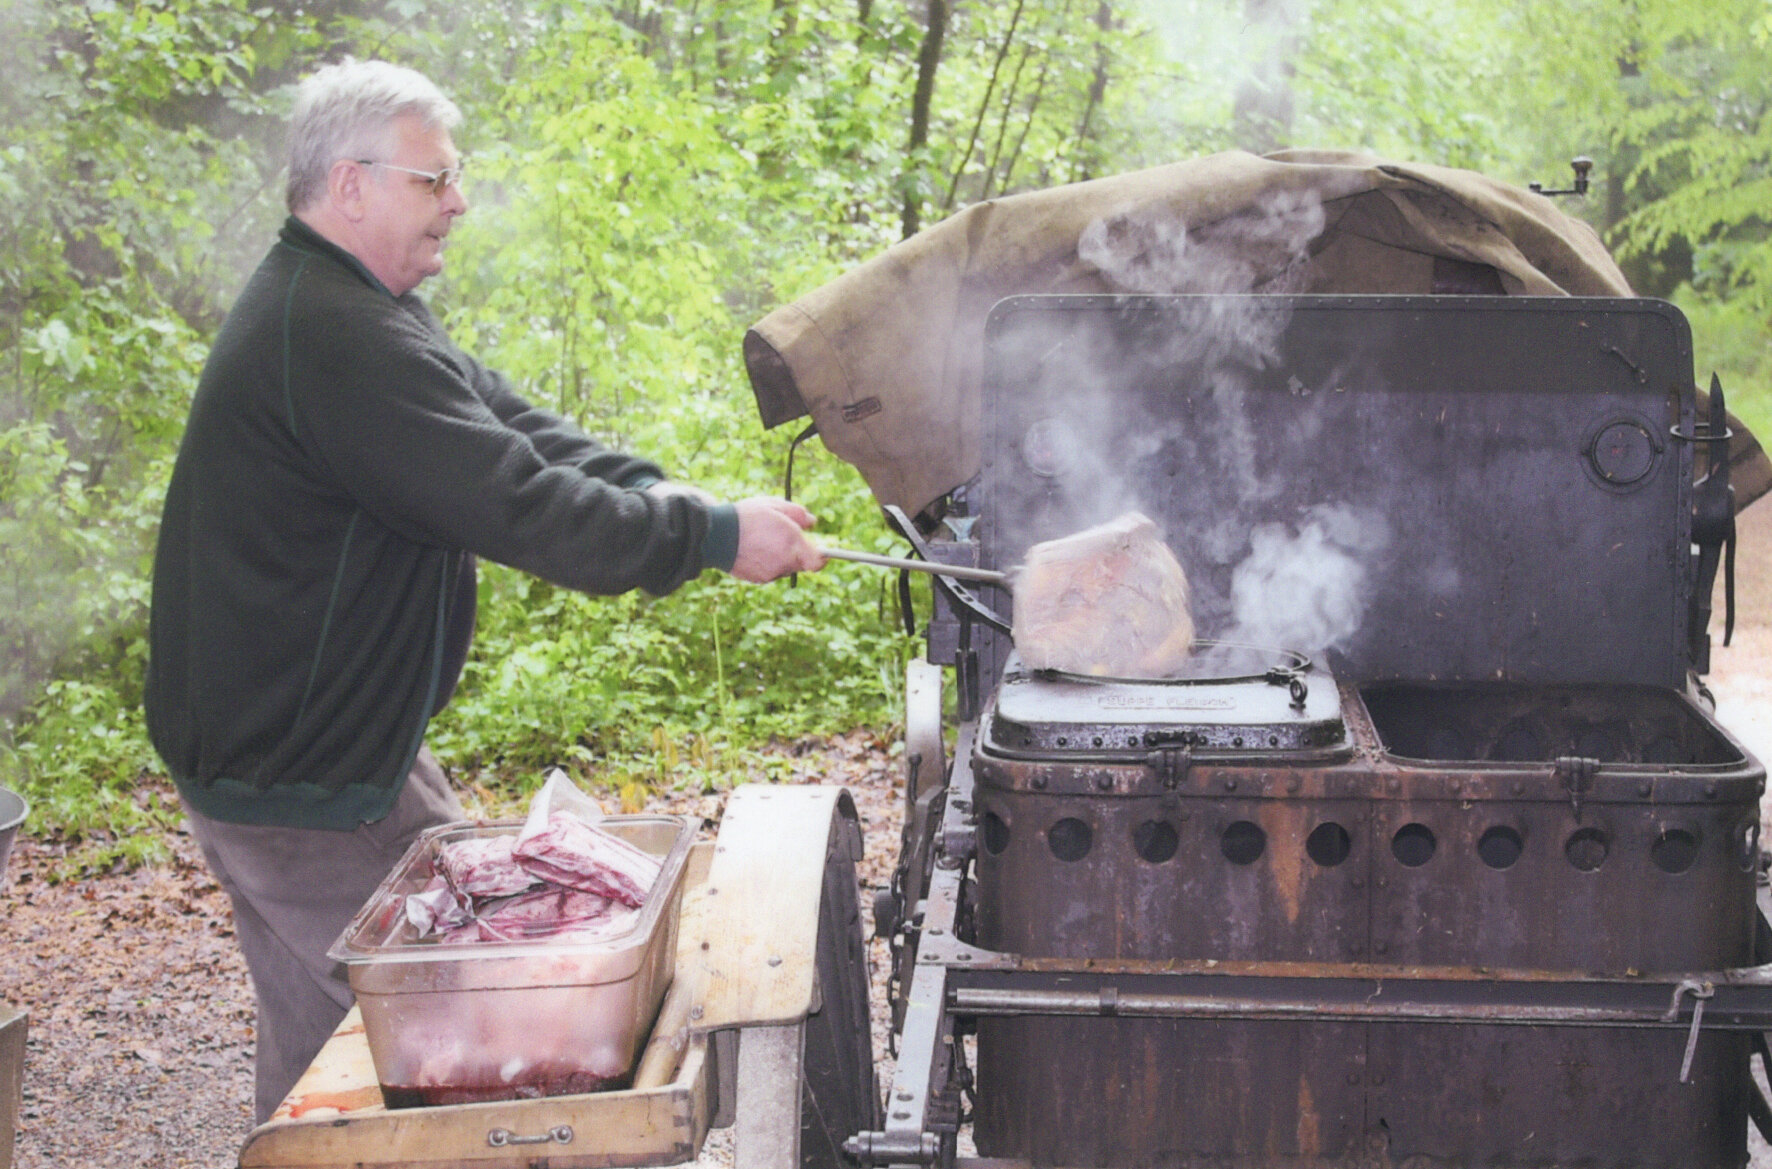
[356, 159, 466, 197]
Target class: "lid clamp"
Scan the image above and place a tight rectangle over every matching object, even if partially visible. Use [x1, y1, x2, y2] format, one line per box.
[1263, 665, 1310, 710]
[1673, 374, 1737, 671]
[1554, 755, 1600, 820]
[1145, 744, 1196, 789]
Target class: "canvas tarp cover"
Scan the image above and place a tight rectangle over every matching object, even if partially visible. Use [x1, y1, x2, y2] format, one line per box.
[744, 148, 1768, 517]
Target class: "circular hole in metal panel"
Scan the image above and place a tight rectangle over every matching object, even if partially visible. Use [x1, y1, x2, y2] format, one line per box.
[1305, 822, 1352, 867]
[1047, 817, 1093, 863]
[1650, 826, 1700, 874]
[1391, 823, 1437, 867]
[981, 812, 1010, 856]
[1565, 826, 1610, 872]
[1221, 820, 1266, 865]
[1132, 820, 1179, 864]
[1477, 825, 1524, 870]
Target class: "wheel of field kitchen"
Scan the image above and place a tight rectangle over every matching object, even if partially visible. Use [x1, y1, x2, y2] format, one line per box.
[799, 792, 883, 1168]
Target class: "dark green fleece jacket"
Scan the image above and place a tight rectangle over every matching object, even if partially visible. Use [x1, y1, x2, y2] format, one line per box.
[146, 217, 737, 830]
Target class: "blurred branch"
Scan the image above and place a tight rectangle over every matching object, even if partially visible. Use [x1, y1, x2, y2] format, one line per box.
[942, 0, 1026, 213]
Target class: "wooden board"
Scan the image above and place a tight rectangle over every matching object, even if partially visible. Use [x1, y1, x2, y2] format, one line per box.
[240, 1040, 711, 1168]
[0, 1007, 24, 1169]
[690, 785, 850, 1032]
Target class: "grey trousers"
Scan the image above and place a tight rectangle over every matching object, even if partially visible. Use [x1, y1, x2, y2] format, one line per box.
[182, 748, 464, 1122]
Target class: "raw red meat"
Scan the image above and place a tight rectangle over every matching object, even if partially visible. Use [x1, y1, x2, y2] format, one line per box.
[512, 812, 662, 908]
[402, 813, 661, 944]
[472, 887, 632, 942]
[434, 835, 539, 900]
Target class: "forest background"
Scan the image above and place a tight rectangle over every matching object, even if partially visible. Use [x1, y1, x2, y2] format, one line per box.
[4, 0, 1771, 870]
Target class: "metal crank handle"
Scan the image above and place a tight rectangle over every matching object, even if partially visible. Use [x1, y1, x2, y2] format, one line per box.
[819, 546, 1009, 587]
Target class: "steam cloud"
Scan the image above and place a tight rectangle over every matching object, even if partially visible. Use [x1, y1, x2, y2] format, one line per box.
[1077, 189, 1327, 298]
[1222, 503, 1390, 654]
[996, 185, 1412, 661]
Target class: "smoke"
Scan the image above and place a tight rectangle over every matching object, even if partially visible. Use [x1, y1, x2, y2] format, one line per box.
[1221, 503, 1391, 654]
[994, 185, 1409, 660]
[1124, 0, 1318, 156]
[1078, 189, 1327, 297]
[1044, 187, 1331, 517]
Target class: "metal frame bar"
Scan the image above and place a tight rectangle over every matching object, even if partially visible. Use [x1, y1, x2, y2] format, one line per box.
[734, 1024, 804, 1169]
[946, 969, 1772, 1030]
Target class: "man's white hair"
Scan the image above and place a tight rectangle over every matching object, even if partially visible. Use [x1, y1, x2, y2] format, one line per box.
[285, 59, 461, 212]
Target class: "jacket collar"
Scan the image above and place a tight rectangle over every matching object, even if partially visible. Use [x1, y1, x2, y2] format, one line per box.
[278, 215, 399, 299]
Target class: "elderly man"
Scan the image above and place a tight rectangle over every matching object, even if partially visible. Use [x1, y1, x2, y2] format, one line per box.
[145, 58, 824, 1121]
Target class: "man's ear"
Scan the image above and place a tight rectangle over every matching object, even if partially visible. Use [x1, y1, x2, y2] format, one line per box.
[328, 159, 368, 222]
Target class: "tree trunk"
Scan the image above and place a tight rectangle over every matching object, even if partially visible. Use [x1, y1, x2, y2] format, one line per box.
[903, 0, 950, 239]
[768, 0, 800, 83]
[998, 50, 1049, 194]
[980, 41, 1033, 201]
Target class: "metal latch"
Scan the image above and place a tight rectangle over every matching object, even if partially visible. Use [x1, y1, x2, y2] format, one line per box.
[1674, 373, 1737, 671]
[1553, 756, 1599, 820]
[1263, 665, 1309, 710]
[1146, 745, 1195, 789]
[1664, 978, 1715, 1083]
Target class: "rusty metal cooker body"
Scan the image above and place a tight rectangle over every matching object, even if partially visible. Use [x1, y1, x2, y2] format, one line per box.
[856, 295, 1771, 1169]
[967, 672, 1759, 1168]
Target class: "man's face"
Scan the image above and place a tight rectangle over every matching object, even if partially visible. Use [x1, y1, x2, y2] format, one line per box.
[354, 114, 467, 296]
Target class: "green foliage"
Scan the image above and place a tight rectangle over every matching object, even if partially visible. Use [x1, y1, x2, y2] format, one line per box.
[1675, 288, 1772, 443]
[429, 552, 912, 779]
[410, 5, 927, 800]
[1283, 0, 1513, 167]
[0, 0, 297, 721]
[1601, 2, 1772, 307]
[0, 677, 176, 871]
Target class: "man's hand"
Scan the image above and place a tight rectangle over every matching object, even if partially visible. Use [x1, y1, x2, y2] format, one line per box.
[730, 497, 826, 583]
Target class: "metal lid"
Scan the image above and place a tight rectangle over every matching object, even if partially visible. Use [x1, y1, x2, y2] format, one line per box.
[978, 295, 1697, 690]
[981, 647, 1345, 757]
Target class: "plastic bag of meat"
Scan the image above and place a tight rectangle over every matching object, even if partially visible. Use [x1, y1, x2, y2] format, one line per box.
[513, 811, 662, 908]
[434, 834, 539, 900]
[519, 767, 607, 838]
[470, 886, 636, 943]
[404, 874, 473, 937]
[1013, 511, 1196, 677]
